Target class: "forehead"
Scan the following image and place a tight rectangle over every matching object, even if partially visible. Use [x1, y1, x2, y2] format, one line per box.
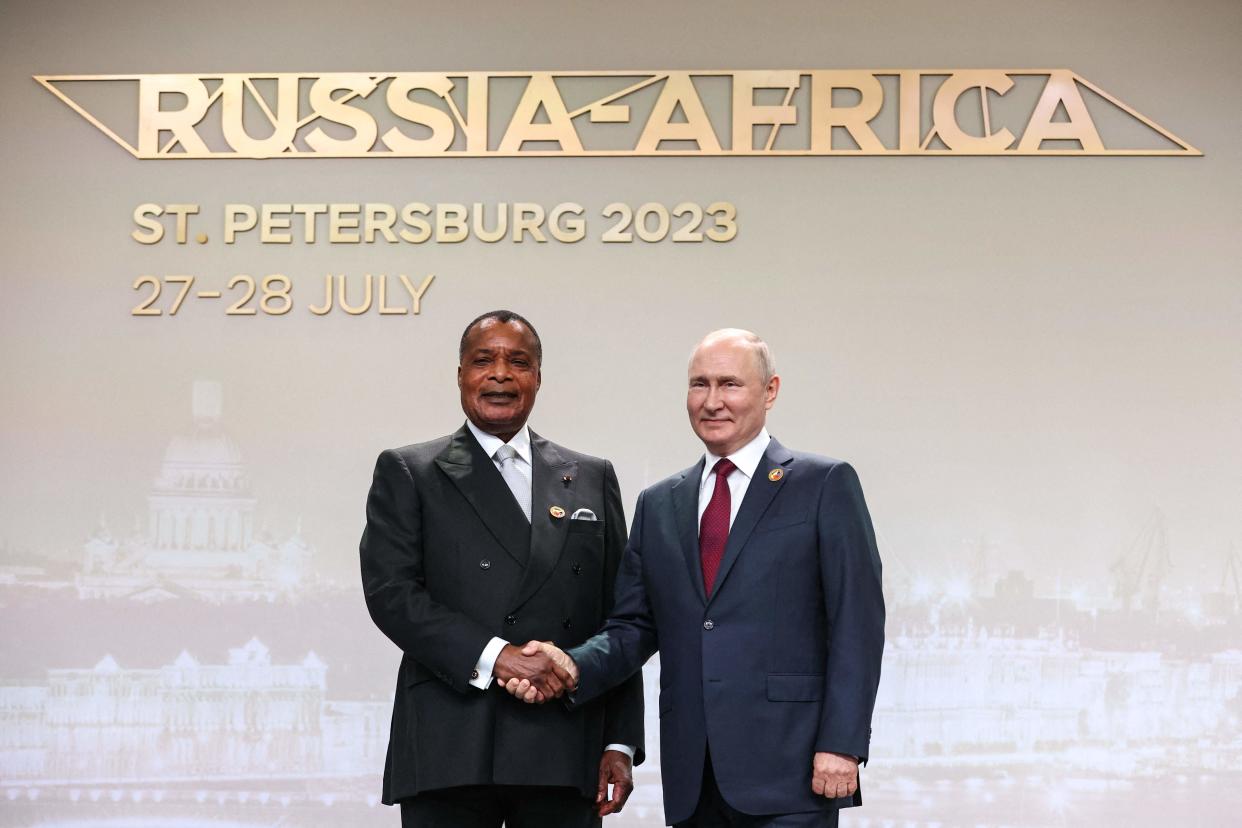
[464, 319, 535, 351]
[689, 338, 760, 377]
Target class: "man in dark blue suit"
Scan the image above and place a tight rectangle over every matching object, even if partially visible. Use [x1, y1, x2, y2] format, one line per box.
[505, 328, 885, 826]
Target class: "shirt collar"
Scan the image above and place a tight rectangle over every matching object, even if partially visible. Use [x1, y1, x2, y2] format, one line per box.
[465, 420, 533, 466]
[700, 427, 771, 488]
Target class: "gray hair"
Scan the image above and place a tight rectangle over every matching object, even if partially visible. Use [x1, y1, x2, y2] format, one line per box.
[690, 328, 776, 383]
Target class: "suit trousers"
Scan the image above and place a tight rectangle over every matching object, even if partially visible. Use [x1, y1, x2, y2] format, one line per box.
[399, 784, 600, 828]
[675, 751, 839, 828]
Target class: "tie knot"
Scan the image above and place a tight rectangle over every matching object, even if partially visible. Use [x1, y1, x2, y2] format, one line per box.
[495, 444, 518, 463]
[713, 458, 737, 478]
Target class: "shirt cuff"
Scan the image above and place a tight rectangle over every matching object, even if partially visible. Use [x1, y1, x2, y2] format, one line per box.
[469, 637, 509, 690]
[604, 744, 635, 760]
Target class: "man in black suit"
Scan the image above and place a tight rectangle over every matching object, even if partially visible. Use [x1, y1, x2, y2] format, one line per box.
[506, 329, 884, 827]
[361, 310, 644, 827]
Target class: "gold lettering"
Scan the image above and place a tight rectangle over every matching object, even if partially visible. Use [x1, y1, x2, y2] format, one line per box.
[338, 274, 373, 314]
[436, 204, 468, 243]
[132, 204, 164, 244]
[636, 74, 720, 152]
[399, 203, 432, 243]
[382, 74, 456, 154]
[138, 76, 210, 156]
[498, 73, 582, 152]
[260, 203, 293, 244]
[377, 275, 407, 315]
[224, 204, 257, 243]
[221, 76, 298, 157]
[400, 274, 435, 314]
[549, 203, 585, 243]
[931, 71, 1016, 152]
[809, 71, 884, 152]
[1019, 71, 1104, 152]
[306, 75, 380, 154]
[309, 275, 333, 315]
[732, 71, 800, 152]
[329, 203, 361, 243]
[473, 203, 508, 243]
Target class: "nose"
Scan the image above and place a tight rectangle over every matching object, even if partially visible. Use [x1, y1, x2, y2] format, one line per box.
[703, 383, 724, 411]
[488, 357, 514, 382]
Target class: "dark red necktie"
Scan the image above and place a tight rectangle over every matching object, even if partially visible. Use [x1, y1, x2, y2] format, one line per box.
[699, 458, 737, 595]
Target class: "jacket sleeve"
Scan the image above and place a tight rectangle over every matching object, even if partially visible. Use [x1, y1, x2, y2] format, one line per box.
[568, 487, 659, 711]
[597, 460, 646, 765]
[814, 462, 885, 763]
[360, 449, 494, 693]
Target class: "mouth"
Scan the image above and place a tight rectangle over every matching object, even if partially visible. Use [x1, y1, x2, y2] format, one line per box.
[481, 391, 518, 403]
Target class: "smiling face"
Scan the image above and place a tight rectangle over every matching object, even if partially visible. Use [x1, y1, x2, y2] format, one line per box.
[457, 318, 541, 441]
[687, 332, 779, 457]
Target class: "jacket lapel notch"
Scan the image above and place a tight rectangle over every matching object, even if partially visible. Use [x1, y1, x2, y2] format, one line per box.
[434, 426, 531, 565]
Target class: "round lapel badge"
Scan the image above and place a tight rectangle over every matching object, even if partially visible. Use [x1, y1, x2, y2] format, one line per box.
[768, 468, 784, 482]
[549, 505, 566, 519]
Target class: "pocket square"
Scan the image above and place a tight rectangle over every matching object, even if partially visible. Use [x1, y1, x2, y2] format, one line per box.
[570, 508, 598, 521]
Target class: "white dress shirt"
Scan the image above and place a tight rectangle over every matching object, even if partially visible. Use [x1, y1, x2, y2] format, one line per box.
[698, 427, 772, 530]
[463, 421, 632, 758]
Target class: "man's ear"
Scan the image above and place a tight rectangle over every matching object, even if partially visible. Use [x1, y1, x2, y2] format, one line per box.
[765, 375, 780, 410]
[536, 368, 542, 389]
[457, 365, 462, 387]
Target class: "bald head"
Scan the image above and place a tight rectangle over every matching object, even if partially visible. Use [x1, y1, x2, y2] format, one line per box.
[686, 328, 780, 456]
[690, 329, 776, 384]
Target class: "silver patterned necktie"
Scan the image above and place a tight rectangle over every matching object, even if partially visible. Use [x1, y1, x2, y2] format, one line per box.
[494, 444, 532, 522]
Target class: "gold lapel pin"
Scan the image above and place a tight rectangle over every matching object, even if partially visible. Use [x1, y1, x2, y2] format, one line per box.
[768, 468, 784, 482]
[549, 505, 566, 519]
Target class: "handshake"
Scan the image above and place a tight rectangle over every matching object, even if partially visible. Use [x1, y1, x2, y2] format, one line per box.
[494, 640, 580, 703]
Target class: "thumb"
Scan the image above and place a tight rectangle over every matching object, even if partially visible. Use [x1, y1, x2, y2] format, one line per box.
[521, 640, 542, 656]
[597, 763, 609, 802]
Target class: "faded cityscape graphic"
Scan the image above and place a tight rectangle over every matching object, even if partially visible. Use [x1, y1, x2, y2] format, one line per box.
[2, 382, 1239, 828]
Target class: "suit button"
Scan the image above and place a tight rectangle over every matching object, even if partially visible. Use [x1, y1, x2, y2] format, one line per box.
[479, 559, 491, 570]
[562, 618, 572, 629]
[505, 614, 517, 625]
[572, 563, 582, 575]
[703, 620, 715, 631]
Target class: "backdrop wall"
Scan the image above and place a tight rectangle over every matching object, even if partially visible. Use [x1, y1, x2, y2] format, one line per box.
[2, 2, 1239, 826]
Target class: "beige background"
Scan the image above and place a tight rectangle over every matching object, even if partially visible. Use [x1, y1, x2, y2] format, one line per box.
[1, 1, 1240, 826]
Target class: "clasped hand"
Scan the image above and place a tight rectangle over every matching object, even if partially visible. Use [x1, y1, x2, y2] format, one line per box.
[496, 641, 579, 703]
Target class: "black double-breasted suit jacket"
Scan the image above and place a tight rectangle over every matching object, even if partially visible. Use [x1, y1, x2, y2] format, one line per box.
[360, 424, 644, 804]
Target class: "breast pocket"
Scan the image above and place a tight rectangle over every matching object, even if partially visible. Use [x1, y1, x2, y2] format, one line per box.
[567, 518, 605, 536]
[755, 511, 809, 533]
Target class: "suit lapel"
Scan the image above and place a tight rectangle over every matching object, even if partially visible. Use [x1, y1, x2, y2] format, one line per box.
[671, 458, 708, 607]
[508, 431, 578, 611]
[708, 437, 794, 605]
[434, 425, 531, 565]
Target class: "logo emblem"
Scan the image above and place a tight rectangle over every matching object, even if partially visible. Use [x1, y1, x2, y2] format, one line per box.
[768, 469, 784, 482]
[549, 505, 566, 519]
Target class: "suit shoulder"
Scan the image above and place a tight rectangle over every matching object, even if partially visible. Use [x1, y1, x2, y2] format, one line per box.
[378, 434, 453, 467]
[640, 464, 700, 499]
[534, 436, 611, 470]
[784, 448, 862, 484]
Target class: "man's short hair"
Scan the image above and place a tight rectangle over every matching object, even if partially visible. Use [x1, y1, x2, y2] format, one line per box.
[459, 310, 543, 365]
[692, 328, 776, 383]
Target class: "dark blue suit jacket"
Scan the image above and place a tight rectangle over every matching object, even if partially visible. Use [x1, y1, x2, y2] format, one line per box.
[568, 438, 884, 823]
